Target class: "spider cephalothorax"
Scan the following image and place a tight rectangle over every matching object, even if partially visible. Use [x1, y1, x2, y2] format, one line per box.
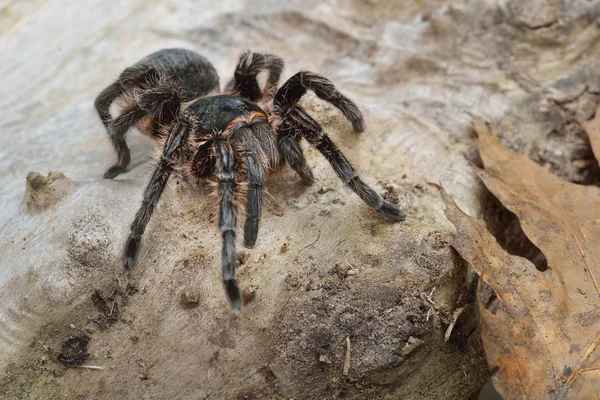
[95, 49, 405, 310]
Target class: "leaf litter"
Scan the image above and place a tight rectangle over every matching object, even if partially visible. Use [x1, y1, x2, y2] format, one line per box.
[442, 117, 600, 399]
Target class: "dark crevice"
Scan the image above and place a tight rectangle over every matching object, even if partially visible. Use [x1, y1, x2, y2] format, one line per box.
[479, 281, 499, 315]
[538, 120, 600, 187]
[542, 88, 600, 187]
[479, 185, 549, 272]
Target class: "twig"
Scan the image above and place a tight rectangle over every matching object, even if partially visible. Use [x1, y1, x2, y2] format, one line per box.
[79, 365, 104, 370]
[343, 337, 351, 376]
[427, 287, 436, 304]
[38, 341, 50, 352]
[444, 307, 464, 342]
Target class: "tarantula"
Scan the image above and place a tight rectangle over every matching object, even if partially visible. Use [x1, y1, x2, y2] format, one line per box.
[95, 48, 405, 310]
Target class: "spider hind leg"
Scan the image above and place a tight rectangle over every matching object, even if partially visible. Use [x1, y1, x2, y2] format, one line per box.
[95, 81, 124, 129]
[215, 137, 243, 310]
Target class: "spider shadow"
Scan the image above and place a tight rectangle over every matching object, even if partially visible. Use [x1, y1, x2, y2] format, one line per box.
[264, 169, 315, 208]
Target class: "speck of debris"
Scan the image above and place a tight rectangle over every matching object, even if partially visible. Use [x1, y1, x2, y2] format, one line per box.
[280, 242, 289, 253]
[319, 354, 332, 364]
[181, 287, 201, 308]
[58, 331, 90, 366]
[91, 289, 121, 327]
[401, 336, 424, 356]
[237, 251, 249, 266]
[382, 184, 399, 205]
[138, 360, 150, 380]
[330, 262, 351, 279]
[242, 285, 258, 305]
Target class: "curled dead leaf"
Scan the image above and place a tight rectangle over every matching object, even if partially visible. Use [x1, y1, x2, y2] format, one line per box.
[442, 118, 600, 399]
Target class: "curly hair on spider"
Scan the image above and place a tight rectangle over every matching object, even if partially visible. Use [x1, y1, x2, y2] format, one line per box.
[95, 48, 405, 310]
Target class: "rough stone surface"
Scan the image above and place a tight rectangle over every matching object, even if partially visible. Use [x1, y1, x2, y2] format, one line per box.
[0, 0, 598, 399]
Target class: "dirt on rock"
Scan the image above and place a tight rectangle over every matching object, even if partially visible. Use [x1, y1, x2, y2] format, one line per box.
[57, 331, 91, 366]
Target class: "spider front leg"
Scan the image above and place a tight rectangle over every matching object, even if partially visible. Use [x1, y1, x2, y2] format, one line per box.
[243, 154, 265, 248]
[283, 107, 405, 221]
[275, 71, 365, 133]
[226, 51, 284, 101]
[123, 119, 191, 268]
[214, 137, 243, 310]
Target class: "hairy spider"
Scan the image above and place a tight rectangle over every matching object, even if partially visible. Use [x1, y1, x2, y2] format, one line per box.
[95, 49, 406, 310]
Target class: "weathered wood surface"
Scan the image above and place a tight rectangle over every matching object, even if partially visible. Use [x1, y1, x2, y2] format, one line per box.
[0, 0, 598, 398]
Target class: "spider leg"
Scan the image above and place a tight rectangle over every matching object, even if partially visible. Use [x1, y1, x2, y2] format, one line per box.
[277, 129, 314, 184]
[243, 154, 265, 248]
[123, 118, 191, 268]
[100, 67, 163, 179]
[214, 137, 243, 310]
[284, 106, 405, 221]
[94, 81, 125, 129]
[137, 79, 182, 124]
[225, 51, 284, 102]
[104, 80, 184, 180]
[103, 104, 146, 179]
[275, 71, 365, 133]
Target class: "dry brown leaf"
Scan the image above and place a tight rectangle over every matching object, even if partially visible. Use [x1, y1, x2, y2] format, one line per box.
[442, 118, 600, 399]
[581, 105, 600, 162]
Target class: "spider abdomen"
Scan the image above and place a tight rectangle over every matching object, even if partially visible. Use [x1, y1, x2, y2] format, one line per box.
[119, 48, 220, 100]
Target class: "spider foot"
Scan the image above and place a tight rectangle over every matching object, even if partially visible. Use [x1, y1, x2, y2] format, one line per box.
[244, 220, 258, 249]
[224, 279, 243, 311]
[379, 202, 406, 222]
[123, 236, 141, 268]
[351, 116, 365, 133]
[299, 168, 315, 185]
[104, 165, 127, 179]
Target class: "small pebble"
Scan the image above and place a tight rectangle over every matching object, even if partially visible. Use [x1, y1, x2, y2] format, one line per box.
[181, 287, 200, 308]
[242, 286, 257, 304]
